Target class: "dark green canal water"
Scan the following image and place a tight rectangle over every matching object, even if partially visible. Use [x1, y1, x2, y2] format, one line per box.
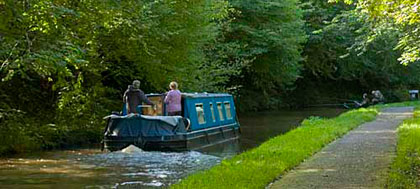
[0, 107, 344, 188]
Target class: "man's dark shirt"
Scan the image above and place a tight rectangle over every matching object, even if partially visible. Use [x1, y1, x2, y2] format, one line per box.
[123, 85, 154, 114]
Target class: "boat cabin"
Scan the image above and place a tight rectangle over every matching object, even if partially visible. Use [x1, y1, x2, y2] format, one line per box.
[103, 93, 240, 151]
[126, 93, 238, 131]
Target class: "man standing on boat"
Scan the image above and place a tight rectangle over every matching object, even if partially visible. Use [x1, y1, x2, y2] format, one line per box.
[164, 81, 182, 116]
[123, 80, 154, 114]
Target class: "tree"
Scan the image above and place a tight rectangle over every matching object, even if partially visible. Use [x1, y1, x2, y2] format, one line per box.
[225, 0, 307, 110]
[0, 0, 234, 152]
[335, 0, 420, 64]
[292, 6, 420, 105]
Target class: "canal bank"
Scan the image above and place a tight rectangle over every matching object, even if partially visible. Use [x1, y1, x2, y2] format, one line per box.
[387, 105, 420, 188]
[173, 102, 420, 189]
[269, 107, 413, 188]
[172, 107, 378, 188]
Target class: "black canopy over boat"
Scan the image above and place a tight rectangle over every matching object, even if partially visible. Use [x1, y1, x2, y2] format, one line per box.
[102, 93, 240, 152]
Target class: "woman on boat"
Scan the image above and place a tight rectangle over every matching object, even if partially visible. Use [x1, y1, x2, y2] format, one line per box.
[164, 81, 182, 116]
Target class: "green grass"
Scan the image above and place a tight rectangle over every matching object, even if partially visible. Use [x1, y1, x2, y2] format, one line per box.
[387, 102, 420, 188]
[374, 101, 420, 109]
[172, 108, 379, 188]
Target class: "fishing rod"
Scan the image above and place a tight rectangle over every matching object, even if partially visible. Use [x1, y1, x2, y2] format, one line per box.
[306, 101, 358, 109]
[312, 97, 360, 103]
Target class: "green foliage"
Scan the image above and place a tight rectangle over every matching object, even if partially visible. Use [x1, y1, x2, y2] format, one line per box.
[225, 0, 307, 111]
[0, 109, 41, 154]
[95, 0, 234, 92]
[387, 102, 420, 188]
[322, 11, 407, 84]
[172, 108, 378, 188]
[0, 0, 419, 155]
[293, 4, 420, 105]
[0, 0, 235, 154]
[335, 0, 420, 64]
[301, 0, 352, 79]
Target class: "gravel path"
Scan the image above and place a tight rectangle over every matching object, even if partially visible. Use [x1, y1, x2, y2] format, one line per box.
[269, 107, 414, 189]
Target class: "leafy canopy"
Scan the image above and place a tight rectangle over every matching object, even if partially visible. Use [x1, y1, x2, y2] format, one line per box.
[333, 0, 420, 64]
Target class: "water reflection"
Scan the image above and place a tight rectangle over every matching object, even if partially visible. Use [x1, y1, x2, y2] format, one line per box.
[0, 107, 344, 188]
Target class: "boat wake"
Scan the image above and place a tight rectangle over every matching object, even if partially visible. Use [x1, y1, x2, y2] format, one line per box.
[78, 149, 221, 187]
[121, 145, 144, 153]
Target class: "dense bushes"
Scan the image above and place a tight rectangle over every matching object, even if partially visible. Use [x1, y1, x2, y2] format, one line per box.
[1, 0, 419, 154]
[0, 0, 236, 154]
[225, 0, 307, 111]
[290, 2, 420, 106]
[0, 109, 40, 154]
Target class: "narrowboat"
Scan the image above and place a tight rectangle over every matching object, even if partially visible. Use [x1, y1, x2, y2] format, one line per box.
[102, 93, 240, 152]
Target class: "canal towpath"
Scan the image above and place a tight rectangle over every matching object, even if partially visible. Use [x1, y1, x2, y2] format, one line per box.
[269, 107, 414, 188]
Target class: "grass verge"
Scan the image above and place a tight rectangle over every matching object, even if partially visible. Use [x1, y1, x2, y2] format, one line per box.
[172, 108, 378, 188]
[387, 102, 420, 188]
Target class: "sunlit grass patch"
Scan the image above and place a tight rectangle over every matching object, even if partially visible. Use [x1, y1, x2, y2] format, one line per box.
[172, 108, 378, 189]
[375, 101, 420, 110]
[387, 105, 420, 189]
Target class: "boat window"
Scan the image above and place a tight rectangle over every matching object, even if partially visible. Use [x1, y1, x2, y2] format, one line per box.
[210, 103, 216, 122]
[224, 102, 232, 119]
[195, 103, 206, 124]
[217, 102, 224, 121]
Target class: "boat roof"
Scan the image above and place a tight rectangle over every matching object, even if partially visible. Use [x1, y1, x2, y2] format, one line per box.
[147, 92, 232, 98]
[182, 93, 232, 98]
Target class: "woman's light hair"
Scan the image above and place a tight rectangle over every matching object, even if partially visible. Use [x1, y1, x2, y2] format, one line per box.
[169, 81, 178, 90]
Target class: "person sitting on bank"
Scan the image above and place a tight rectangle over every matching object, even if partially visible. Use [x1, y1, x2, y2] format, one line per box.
[371, 90, 384, 104]
[164, 81, 182, 116]
[123, 80, 154, 114]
